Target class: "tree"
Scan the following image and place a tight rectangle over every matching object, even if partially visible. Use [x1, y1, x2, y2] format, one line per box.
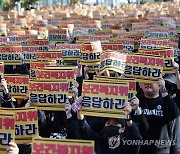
[3, 0, 39, 11]
[71, 0, 84, 4]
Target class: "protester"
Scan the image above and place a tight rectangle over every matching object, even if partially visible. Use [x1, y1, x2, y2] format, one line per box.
[67, 96, 142, 154]
[131, 78, 180, 154]
[0, 1, 180, 154]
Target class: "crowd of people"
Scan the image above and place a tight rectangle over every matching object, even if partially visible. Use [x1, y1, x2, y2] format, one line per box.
[0, 1, 179, 154]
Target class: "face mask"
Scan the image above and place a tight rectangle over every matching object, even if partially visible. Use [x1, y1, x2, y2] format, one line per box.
[102, 126, 120, 138]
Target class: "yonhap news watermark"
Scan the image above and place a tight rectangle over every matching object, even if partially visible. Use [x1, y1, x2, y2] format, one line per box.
[122, 140, 176, 146]
[108, 137, 176, 149]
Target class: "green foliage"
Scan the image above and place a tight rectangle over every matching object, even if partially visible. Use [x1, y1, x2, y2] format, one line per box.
[140, 0, 155, 4]
[22, 0, 39, 8]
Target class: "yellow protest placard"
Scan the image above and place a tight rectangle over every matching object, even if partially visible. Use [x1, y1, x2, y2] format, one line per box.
[149, 27, 170, 38]
[32, 138, 94, 154]
[33, 66, 77, 81]
[30, 60, 57, 79]
[21, 46, 39, 63]
[0, 108, 38, 144]
[77, 35, 111, 43]
[36, 51, 63, 65]
[101, 43, 123, 51]
[48, 29, 67, 42]
[140, 38, 170, 50]
[81, 80, 129, 119]
[139, 48, 174, 73]
[112, 38, 134, 52]
[27, 39, 49, 51]
[0, 113, 15, 152]
[4, 75, 29, 98]
[94, 76, 136, 100]
[100, 51, 127, 74]
[0, 46, 22, 64]
[124, 53, 163, 83]
[30, 80, 68, 110]
[80, 41, 102, 65]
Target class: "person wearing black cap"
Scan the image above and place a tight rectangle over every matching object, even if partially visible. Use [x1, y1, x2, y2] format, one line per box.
[70, 97, 142, 154]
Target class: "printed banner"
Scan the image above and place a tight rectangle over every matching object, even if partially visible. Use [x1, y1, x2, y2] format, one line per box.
[73, 27, 88, 36]
[32, 138, 94, 154]
[27, 39, 49, 51]
[94, 76, 136, 100]
[124, 53, 163, 83]
[112, 38, 134, 52]
[124, 33, 144, 50]
[149, 27, 170, 38]
[80, 42, 102, 65]
[33, 66, 76, 81]
[30, 80, 68, 109]
[49, 44, 81, 51]
[81, 80, 129, 119]
[36, 51, 62, 60]
[36, 51, 64, 66]
[0, 46, 22, 64]
[0, 113, 15, 152]
[140, 38, 169, 50]
[139, 48, 174, 73]
[21, 46, 39, 63]
[61, 49, 80, 60]
[4, 75, 29, 98]
[95, 30, 113, 36]
[48, 29, 67, 41]
[77, 35, 111, 43]
[8, 30, 25, 36]
[81, 24, 98, 33]
[101, 43, 123, 51]
[0, 108, 38, 144]
[100, 51, 127, 74]
[30, 60, 57, 79]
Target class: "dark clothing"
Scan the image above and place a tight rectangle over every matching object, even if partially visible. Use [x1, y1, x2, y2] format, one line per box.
[76, 76, 83, 96]
[18, 144, 31, 154]
[170, 89, 180, 154]
[66, 117, 78, 139]
[169, 116, 180, 154]
[173, 89, 180, 109]
[0, 92, 14, 108]
[77, 119, 141, 154]
[4, 64, 29, 75]
[13, 99, 28, 108]
[131, 95, 180, 154]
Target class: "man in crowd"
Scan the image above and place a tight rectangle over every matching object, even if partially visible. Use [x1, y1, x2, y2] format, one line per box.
[131, 77, 180, 154]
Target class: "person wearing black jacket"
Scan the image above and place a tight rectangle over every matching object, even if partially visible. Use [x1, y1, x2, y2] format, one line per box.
[0, 78, 14, 108]
[70, 97, 142, 154]
[131, 78, 180, 154]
